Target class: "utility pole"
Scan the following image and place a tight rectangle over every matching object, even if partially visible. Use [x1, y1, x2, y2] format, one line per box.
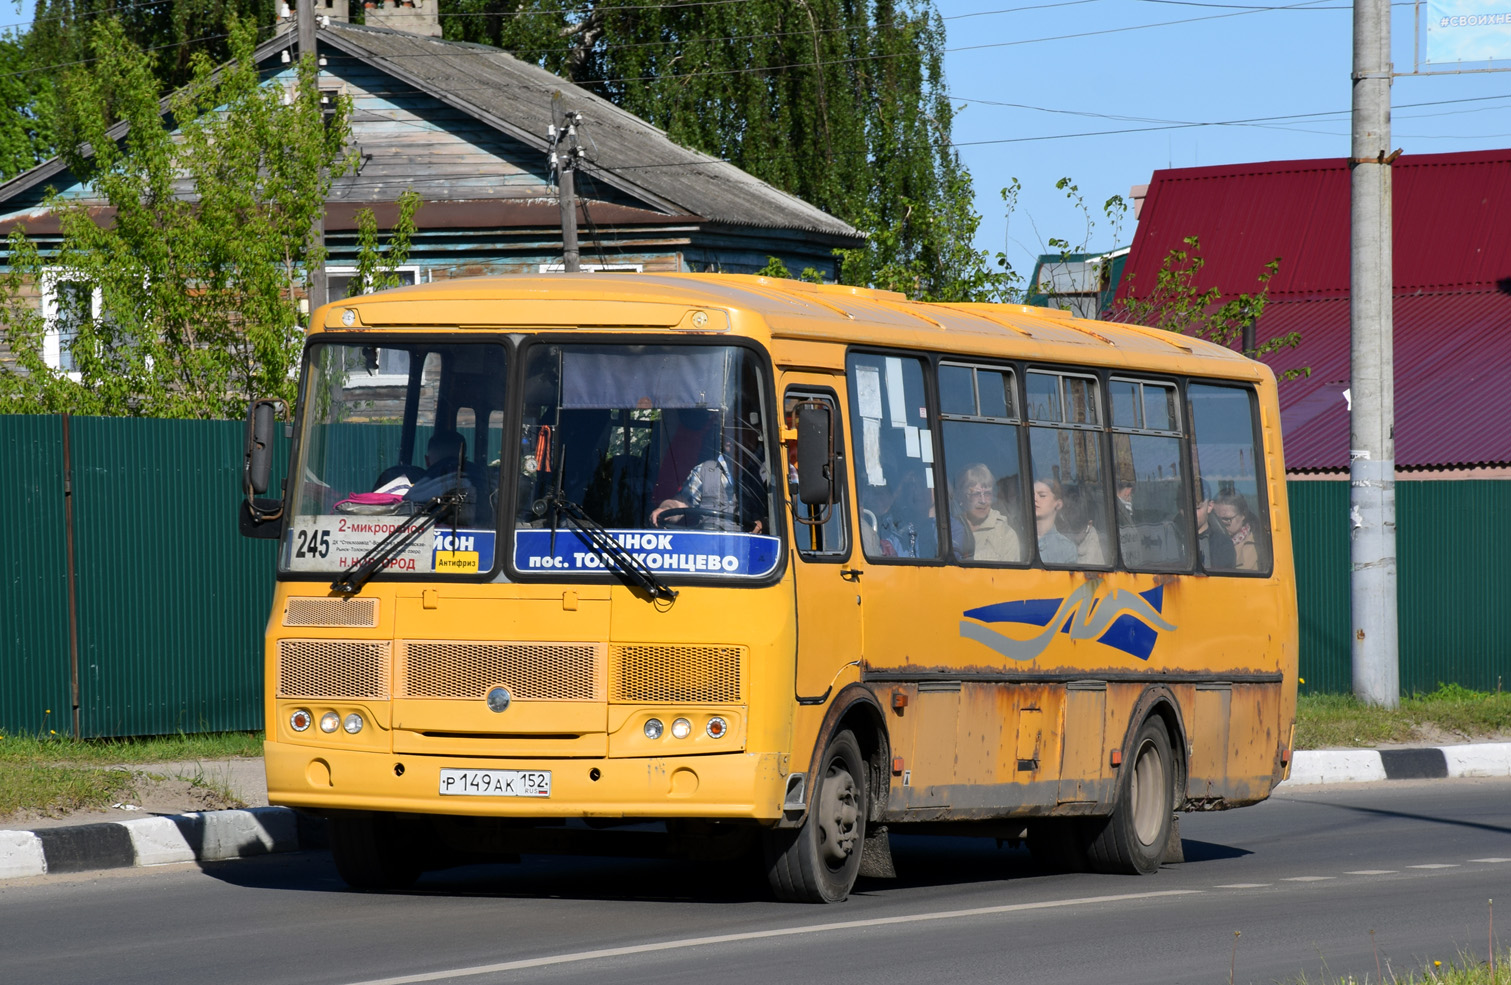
[1349, 0, 1399, 707]
[299, 0, 327, 312]
[550, 94, 582, 273]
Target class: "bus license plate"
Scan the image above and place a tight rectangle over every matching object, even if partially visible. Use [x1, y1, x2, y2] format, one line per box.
[438, 768, 551, 798]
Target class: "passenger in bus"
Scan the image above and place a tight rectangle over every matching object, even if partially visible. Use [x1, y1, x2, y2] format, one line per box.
[955, 463, 1019, 562]
[1195, 480, 1237, 569]
[1032, 479, 1077, 564]
[649, 420, 768, 533]
[1061, 487, 1106, 566]
[1213, 492, 1264, 571]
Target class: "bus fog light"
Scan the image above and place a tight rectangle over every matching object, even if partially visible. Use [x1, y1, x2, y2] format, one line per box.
[343, 713, 364, 734]
[706, 717, 728, 739]
[644, 718, 664, 739]
[319, 712, 339, 733]
[290, 709, 313, 732]
[671, 718, 692, 739]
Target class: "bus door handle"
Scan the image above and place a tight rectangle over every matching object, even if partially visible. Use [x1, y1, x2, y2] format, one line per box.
[840, 567, 862, 581]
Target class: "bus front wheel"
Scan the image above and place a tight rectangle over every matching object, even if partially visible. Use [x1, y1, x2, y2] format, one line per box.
[764, 729, 868, 903]
[1086, 715, 1175, 875]
[330, 812, 424, 891]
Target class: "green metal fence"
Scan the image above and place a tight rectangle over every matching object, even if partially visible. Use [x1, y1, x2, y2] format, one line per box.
[1, 413, 1507, 737]
[0, 415, 284, 738]
[1290, 479, 1511, 695]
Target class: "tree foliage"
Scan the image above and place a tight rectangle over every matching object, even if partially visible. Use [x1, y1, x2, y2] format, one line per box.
[5, 0, 280, 177]
[442, 0, 1008, 300]
[0, 15, 356, 418]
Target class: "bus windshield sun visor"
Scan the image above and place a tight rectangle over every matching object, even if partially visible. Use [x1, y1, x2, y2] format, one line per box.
[534, 493, 678, 601]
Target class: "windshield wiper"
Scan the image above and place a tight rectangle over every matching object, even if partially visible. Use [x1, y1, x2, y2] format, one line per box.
[331, 492, 463, 595]
[536, 494, 678, 602]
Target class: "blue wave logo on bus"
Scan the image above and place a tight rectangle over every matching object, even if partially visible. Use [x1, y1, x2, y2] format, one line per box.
[959, 583, 1176, 662]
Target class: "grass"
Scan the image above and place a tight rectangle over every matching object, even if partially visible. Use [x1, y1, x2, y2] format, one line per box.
[1296, 683, 1511, 749]
[0, 730, 263, 818]
[1282, 946, 1511, 984]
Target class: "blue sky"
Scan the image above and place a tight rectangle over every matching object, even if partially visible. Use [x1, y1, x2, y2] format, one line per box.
[6, 0, 1507, 280]
[940, 0, 1511, 280]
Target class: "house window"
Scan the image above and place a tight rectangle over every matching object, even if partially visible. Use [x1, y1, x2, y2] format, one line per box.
[41, 272, 101, 377]
[326, 267, 420, 383]
[536, 263, 645, 273]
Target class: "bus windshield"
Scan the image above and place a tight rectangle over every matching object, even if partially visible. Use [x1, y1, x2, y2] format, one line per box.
[512, 342, 780, 581]
[280, 337, 779, 583]
[283, 339, 508, 577]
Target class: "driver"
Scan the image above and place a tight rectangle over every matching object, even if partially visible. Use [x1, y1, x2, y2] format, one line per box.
[649, 419, 768, 533]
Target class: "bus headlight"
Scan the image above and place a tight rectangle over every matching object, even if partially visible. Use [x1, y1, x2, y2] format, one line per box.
[320, 712, 340, 733]
[343, 713, 364, 734]
[290, 709, 313, 732]
[671, 718, 692, 739]
[644, 718, 664, 739]
[706, 717, 728, 739]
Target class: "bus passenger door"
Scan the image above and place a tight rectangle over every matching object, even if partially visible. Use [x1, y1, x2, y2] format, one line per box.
[783, 382, 864, 703]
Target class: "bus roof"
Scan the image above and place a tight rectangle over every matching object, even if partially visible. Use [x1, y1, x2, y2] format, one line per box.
[315, 272, 1266, 381]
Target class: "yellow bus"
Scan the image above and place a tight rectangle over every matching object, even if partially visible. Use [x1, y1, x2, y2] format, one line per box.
[241, 273, 1297, 902]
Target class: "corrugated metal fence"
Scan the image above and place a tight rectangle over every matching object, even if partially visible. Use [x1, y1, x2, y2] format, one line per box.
[1, 415, 284, 738]
[1, 414, 1506, 737]
[1290, 479, 1511, 695]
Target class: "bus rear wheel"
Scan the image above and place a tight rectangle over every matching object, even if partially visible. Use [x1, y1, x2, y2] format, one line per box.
[1085, 716, 1175, 875]
[330, 812, 424, 891]
[764, 729, 867, 903]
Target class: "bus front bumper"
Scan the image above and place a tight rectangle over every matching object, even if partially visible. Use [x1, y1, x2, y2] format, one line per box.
[264, 741, 791, 821]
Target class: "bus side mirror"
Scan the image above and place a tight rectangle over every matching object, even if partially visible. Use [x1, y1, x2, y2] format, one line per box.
[794, 403, 834, 506]
[244, 398, 283, 496]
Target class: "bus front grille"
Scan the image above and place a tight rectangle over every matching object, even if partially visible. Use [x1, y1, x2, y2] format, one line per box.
[283, 597, 378, 628]
[610, 644, 744, 703]
[278, 640, 391, 699]
[399, 642, 604, 701]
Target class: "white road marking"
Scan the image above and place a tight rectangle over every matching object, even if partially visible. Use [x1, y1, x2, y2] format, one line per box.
[1281, 876, 1335, 882]
[1345, 870, 1396, 875]
[1214, 883, 1271, 888]
[1470, 858, 1511, 863]
[340, 890, 1203, 985]
[1408, 864, 1459, 869]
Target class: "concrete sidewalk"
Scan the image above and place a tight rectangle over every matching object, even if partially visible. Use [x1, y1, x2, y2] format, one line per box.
[3, 742, 1510, 882]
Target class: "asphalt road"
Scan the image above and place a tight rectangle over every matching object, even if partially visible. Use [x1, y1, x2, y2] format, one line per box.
[2, 778, 1507, 985]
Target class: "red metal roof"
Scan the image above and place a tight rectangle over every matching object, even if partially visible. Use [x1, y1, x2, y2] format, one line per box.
[1115, 148, 1511, 470]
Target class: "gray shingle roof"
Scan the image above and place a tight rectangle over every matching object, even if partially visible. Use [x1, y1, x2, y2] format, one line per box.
[318, 22, 861, 241]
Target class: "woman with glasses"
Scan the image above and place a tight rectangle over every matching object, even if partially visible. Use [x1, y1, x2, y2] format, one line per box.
[954, 463, 1020, 562]
[1213, 492, 1265, 571]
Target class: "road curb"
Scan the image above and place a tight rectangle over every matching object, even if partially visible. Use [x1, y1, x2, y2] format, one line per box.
[1282, 741, 1511, 786]
[5, 742, 1510, 881]
[0, 807, 326, 881]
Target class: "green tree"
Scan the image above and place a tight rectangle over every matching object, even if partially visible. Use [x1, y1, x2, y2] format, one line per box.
[443, 0, 1005, 300]
[1114, 235, 1302, 375]
[0, 27, 55, 179]
[0, 14, 356, 418]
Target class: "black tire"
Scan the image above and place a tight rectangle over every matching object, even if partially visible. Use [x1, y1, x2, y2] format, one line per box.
[764, 730, 868, 903]
[330, 812, 424, 891]
[1085, 716, 1175, 875]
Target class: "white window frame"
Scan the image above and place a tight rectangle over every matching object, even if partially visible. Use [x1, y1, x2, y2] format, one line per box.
[536, 263, 644, 274]
[327, 265, 423, 387]
[40, 269, 100, 381]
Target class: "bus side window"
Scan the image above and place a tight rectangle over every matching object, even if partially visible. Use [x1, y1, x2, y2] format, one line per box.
[938, 362, 1027, 564]
[1189, 383, 1270, 574]
[846, 353, 939, 561]
[1026, 370, 1108, 568]
[784, 391, 848, 557]
[1109, 378, 1190, 571]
